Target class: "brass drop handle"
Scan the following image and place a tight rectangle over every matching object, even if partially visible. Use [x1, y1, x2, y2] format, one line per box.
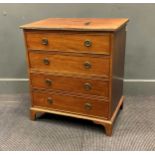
[42, 38, 48, 45]
[47, 97, 53, 104]
[45, 79, 52, 86]
[84, 40, 92, 47]
[84, 83, 92, 91]
[84, 61, 92, 69]
[43, 58, 50, 65]
[84, 103, 92, 110]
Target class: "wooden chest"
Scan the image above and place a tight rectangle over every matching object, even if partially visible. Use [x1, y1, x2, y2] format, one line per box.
[20, 18, 129, 136]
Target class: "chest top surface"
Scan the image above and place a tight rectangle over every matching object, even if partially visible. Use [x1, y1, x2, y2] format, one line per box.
[20, 18, 129, 31]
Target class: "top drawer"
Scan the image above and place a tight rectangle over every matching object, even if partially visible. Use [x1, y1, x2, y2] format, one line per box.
[25, 30, 111, 55]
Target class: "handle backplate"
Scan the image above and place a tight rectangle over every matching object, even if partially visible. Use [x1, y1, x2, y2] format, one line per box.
[47, 97, 53, 104]
[45, 79, 52, 86]
[42, 38, 48, 45]
[84, 61, 92, 69]
[84, 83, 92, 91]
[84, 103, 92, 110]
[43, 58, 50, 65]
[84, 40, 92, 47]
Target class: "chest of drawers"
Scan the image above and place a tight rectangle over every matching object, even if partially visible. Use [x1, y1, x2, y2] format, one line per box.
[20, 18, 129, 136]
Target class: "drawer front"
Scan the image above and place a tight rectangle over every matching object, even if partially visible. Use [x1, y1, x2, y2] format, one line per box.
[29, 52, 110, 77]
[30, 73, 109, 97]
[32, 91, 108, 119]
[25, 31, 110, 55]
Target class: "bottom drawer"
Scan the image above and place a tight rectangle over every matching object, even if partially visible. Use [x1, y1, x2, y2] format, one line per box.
[32, 91, 109, 119]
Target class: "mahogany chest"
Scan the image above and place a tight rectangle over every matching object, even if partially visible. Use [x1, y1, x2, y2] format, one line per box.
[20, 18, 129, 136]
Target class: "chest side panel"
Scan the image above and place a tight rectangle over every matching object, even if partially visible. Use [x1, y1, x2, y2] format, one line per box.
[111, 26, 126, 116]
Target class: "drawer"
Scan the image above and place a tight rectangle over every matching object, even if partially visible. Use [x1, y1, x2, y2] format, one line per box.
[30, 73, 109, 97]
[25, 31, 110, 55]
[32, 91, 109, 119]
[29, 52, 110, 77]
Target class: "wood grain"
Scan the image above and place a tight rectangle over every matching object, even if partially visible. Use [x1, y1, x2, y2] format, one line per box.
[25, 30, 111, 54]
[20, 18, 129, 31]
[30, 72, 109, 98]
[30, 96, 124, 136]
[110, 26, 126, 116]
[29, 51, 110, 77]
[21, 18, 128, 136]
[32, 90, 109, 119]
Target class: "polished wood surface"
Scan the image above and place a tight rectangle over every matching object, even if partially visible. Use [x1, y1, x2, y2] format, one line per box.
[29, 51, 110, 77]
[21, 18, 129, 31]
[110, 26, 126, 116]
[30, 72, 109, 98]
[30, 96, 124, 136]
[21, 18, 129, 136]
[32, 91, 109, 119]
[30, 96, 124, 124]
[25, 31, 110, 54]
